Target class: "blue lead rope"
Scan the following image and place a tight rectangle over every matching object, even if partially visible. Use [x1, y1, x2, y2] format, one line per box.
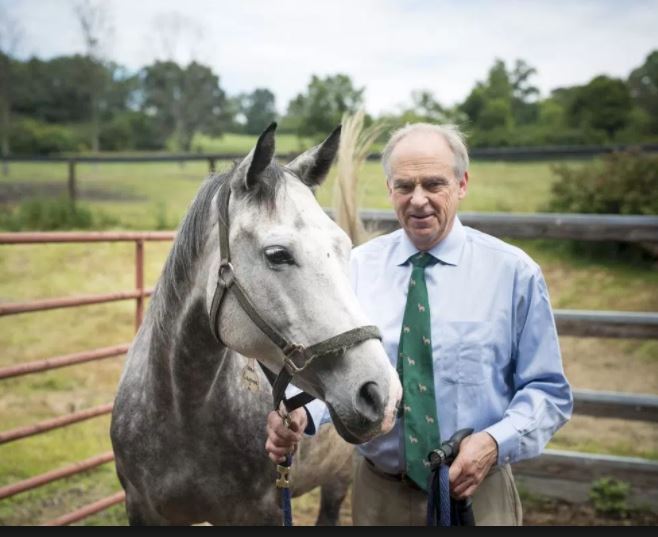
[277, 455, 293, 526]
[426, 462, 451, 526]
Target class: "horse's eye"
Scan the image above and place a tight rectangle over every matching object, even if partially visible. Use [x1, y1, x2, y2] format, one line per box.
[264, 246, 295, 266]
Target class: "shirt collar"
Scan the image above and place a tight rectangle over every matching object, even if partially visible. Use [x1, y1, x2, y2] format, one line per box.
[393, 215, 466, 267]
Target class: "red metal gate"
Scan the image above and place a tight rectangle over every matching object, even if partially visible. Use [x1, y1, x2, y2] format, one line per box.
[0, 231, 175, 525]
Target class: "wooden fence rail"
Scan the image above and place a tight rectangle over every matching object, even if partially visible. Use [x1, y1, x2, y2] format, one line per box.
[4, 142, 658, 163]
[357, 210, 658, 243]
[516, 450, 658, 508]
[573, 389, 658, 423]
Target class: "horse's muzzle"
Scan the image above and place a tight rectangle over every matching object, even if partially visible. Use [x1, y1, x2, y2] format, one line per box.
[326, 372, 402, 444]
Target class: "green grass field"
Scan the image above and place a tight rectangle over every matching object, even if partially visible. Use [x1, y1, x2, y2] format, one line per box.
[0, 157, 575, 231]
[0, 154, 656, 525]
[191, 132, 315, 154]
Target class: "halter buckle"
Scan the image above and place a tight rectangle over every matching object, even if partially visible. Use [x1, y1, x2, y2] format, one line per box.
[218, 261, 235, 289]
[282, 343, 306, 375]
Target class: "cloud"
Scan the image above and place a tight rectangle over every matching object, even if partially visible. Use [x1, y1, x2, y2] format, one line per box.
[3, 0, 657, 114]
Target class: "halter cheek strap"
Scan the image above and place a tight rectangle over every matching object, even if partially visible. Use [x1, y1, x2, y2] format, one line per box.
[208, 184, 382, 412]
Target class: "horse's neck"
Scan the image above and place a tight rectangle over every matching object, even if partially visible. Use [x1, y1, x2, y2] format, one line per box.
[145, 288, 234, 413]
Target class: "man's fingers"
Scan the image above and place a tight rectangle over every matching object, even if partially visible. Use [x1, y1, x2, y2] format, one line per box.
[267, 451, 287, 464]
[451, 478, 473, 499]
[452, 482, 477, 500]
[267, 417, 303, 444]
[267, 428, 301, 447]
[265, 438, 296, 461]
[264, 410, 304, 464]
[448, 460, 463, 484]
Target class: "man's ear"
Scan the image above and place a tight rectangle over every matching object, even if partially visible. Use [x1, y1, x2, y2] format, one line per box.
[236, 122, 277, 190]
[458, 171, 469, 200]
[286, 125, 341, 187]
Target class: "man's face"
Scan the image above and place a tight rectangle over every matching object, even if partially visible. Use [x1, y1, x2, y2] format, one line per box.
[387, 132, 468, 251]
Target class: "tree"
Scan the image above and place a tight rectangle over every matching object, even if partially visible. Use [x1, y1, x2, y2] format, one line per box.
[0, 5, 23, 166]
[460, 83, 487, 125]
[10, 56, 130, 125]
[408, 90, 447, 122]
[628, 50, 658, 134]
[74, 0, 114, 152]
[378, 90, 464, 137]
[240, 88, 277, 135]
[510, 59, 540, 125]
[141, 60, 227, 151]
[460, 59, 514, 132]
[568, 76, 632, 139]
[283, 74, 364, 139]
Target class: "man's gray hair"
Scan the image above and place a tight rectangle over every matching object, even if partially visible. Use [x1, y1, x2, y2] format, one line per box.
[381, 123, 469, 182]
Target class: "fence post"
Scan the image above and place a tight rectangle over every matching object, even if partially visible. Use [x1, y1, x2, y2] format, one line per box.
[208, 157, 216, 174]
[67, 160, 77, 207]
[135, 239, 144, 332]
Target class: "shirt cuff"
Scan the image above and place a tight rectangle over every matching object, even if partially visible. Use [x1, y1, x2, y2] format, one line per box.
[484, 419, 521, 466]
[302, 398, 329, 436]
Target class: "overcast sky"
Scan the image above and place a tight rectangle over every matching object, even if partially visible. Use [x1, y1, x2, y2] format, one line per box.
[2, 0, 657, 114]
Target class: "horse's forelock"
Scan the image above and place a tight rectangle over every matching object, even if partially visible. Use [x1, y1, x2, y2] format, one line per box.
[232, 160, 287, 212]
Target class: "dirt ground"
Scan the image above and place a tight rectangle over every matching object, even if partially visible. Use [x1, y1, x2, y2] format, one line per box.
[291, 486, 658, 526]
[522, 499, 658, 526]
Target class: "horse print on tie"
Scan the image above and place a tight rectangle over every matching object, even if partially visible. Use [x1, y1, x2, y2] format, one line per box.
[396, 251, 441, 491]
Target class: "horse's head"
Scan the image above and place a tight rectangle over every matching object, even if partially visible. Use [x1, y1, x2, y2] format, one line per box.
[206, 123, 401, 444]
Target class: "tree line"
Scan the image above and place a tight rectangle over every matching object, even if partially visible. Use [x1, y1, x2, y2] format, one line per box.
[0, 48, 656, 156]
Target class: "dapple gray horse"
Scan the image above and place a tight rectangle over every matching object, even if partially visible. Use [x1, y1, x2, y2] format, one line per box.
[110, 124, 402, 525]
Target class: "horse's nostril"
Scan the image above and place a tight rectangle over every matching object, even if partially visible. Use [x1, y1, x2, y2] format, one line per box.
[355, 381, 384, 424]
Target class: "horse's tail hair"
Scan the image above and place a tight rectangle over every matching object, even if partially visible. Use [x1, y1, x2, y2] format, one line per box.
[332, 110, 386, 247]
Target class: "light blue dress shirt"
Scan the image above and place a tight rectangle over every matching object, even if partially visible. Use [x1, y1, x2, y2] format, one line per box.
[307, 216, 573, 472]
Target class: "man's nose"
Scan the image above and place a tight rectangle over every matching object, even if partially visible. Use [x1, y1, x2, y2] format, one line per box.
[410, 184, 429, 207]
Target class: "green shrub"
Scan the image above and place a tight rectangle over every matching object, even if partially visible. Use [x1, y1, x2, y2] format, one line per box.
[10, 118, 85, 155]
[0, 198, 117, 231]
[589, 477, 630, 517]
[547, 150, 658, 215]
[100, 112, 166, 151]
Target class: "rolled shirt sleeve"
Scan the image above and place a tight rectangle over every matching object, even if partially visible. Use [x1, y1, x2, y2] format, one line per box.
[284, 384, 331, 436]
[484, 266, 573, 466]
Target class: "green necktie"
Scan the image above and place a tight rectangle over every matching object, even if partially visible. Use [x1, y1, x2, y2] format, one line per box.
[397, 251, 440, 491]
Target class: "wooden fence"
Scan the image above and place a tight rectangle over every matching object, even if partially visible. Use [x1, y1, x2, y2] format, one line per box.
[5, 142, 658, 205]
[0, 211, 657, 523]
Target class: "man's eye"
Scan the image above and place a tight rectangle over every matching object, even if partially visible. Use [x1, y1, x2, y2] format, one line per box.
[394, 184, 413, 193]
[264, 246, 295, 266]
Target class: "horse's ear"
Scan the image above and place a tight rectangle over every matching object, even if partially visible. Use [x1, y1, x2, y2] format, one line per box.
[287, 125, 341, 187]
[238, 122, 277, 189]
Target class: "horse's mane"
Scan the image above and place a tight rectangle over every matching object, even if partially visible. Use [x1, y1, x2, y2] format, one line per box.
[150, 161, 285, 341]
[333, 110, 385, 246]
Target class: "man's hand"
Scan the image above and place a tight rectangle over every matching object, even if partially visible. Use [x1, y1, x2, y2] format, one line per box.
[265, 407, 308, 464]
[448, 432, 498, 500]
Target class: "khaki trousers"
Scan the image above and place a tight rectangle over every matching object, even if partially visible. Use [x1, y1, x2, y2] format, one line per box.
[351, 454, 523, 526]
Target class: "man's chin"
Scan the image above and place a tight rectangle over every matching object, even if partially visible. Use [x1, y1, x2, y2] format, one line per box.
[405, 228, 440, 249]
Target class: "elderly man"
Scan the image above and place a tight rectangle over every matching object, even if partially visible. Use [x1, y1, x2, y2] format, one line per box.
[266, 123, 573, 526]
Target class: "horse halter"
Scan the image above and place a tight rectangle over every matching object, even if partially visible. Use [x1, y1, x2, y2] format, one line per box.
[208, 183, 382, 413]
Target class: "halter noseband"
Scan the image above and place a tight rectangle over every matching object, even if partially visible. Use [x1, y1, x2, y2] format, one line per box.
[208, 184, 382, 412]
